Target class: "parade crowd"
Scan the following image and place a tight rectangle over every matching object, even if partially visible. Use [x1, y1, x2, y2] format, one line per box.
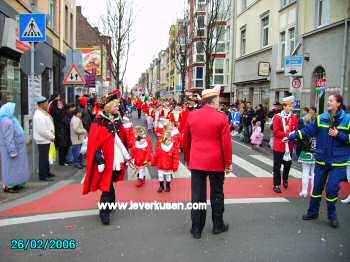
[0, 85, 349, 238]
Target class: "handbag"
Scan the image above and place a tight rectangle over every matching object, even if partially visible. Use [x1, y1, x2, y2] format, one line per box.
[49, 143, 56, 165]
[80, 137, 88, 155]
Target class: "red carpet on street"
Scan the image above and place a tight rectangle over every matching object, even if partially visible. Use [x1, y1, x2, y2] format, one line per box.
[0, 177, 349, 218]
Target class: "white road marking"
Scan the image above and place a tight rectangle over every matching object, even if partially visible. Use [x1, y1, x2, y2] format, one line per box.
[249, 154, 302, 179]
[232, 154, 272, 177]
[222, 197, 289, 205]
[0, 198, 289, 227]
[0, 210, 98, 227]
[232, 139, 253, 150]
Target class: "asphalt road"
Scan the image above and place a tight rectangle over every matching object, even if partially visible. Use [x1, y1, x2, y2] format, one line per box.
[0, 111, 349, 262]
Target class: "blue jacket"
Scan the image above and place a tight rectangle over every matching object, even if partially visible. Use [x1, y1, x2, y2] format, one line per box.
[289, 109, 350, 166]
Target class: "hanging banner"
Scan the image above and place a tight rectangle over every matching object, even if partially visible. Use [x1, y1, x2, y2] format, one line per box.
[80, 48, 102, 76]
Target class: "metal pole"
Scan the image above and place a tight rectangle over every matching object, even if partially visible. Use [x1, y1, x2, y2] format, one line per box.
[31, 42, 35, 176]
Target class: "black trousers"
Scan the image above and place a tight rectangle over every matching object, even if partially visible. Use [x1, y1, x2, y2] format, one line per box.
[137, 109, 141, 119]
[38, 144, 50, 180]
[191, 170, 225, 233]
[58, 146, 69, 165]
[273, 150, 292, 186]
[99, 172, 118, 216]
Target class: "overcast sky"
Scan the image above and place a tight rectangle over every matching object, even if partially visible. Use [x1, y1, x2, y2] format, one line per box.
[76, 0, 186, 89]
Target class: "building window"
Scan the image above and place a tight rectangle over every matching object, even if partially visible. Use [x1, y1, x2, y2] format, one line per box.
[215, 26, 225, 53]
[316, 0, 330, 27]
[196, 15, 205, 37]
[288, 27, 295, 55]
[193, 67, 204, 88]
[280, 0, 296, 8]
[261, 14, 269, 48]
[70, 13, 74, 47]
[197, 0, 206, 11]
[280, 31, 286, 68]
[195, 41, 205, 63]
[48, 0, 57, 31]
[64, 6, 69, 42]
[241, 0, 247, 11]
[240, 28, 246, 56]
[212, 59, 224, 85]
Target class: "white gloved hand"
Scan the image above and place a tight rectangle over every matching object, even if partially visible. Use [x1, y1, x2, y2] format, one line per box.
[98, 164, 105, 173]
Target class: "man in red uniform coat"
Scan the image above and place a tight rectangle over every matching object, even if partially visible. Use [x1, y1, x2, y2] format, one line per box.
[136, 98, 143, 119]
[183, 86, 232, 239]
[83, 93, 130, 225]
[272, 96, 299, 193]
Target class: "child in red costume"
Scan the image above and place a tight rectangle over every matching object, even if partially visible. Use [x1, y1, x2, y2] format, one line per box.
[152, 131, 180, 192]
[122, 116, 135, 149]
[130, 126, 153, 187]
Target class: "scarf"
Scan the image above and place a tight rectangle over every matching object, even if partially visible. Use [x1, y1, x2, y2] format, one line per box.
[280, 111, 292, 161]
[0, 103, 25, 135]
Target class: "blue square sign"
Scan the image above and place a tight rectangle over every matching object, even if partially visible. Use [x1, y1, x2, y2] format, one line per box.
[19, 14, 47, 42]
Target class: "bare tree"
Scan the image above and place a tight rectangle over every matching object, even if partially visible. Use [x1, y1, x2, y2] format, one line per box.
[195, 0, 231, 89]
[175, 15, 189, 104]
[102, 0, 134, 93]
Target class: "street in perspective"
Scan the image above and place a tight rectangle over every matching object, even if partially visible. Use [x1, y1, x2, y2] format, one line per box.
[0, 0, 349, 261]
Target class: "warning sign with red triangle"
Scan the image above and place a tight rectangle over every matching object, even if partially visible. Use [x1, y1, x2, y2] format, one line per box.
[64, 64, 86, 85]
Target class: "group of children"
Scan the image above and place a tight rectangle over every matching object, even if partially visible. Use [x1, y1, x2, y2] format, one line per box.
[122, 115, 180, 193]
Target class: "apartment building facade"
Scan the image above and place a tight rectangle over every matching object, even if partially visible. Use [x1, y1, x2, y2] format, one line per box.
[232, 0, 350, 111]
[0, 0, 76, 135]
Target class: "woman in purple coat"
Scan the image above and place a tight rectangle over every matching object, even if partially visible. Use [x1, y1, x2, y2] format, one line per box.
[0, 103, 30, 193]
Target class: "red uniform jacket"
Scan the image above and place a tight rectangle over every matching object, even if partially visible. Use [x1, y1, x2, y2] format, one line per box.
[123, 124, 135, 149]
[152, 143, 180, 172]
[183, 105, 232, 172]
[179, 108, 190, 134]
[136, 99, 143, 110]
[169, 111, 181, 125]
[131, 137, 153, 167]
[83, 120, 127, 194]
[155, 124, 164, 138]
[171, 128, 182, 149]
[273, 113, 299, 153]
[142, 103, 149, 115]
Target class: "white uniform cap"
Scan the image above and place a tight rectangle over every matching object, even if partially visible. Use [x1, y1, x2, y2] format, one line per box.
[282, 96, 295, 104]
[202, 85, 221, 99]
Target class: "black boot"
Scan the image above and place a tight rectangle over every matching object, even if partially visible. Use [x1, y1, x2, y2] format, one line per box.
[329, 219, 339, 228]
[213, 223, 229, 235]
[283, 180, 288, 189]
[165, 182, 171, 192]
[99, 211, 110, 225]
[157, 181, 164, 193]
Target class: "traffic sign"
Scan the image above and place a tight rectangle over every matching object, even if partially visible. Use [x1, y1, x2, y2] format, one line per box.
[64, 64, 86, 85]
[19, 14, 46, 42]
[284, 56, 304, 76]
[290, 77, 303, 90]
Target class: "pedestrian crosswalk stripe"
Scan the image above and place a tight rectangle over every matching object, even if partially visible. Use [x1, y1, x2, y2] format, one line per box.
[232, 154, 272, 177]
[249, 154, 302, 179]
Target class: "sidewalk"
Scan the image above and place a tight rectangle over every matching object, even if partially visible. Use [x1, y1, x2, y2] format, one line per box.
[0, 142, 83, 204]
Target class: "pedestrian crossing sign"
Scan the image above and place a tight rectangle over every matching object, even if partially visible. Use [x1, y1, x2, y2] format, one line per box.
[19, 14, 46, 42]
[64, 64, 86, 85]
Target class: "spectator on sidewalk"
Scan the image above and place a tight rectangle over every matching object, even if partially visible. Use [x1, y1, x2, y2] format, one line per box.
[242, 102, 255, 143]
[33, 96, 55, 182]
[50, 95, 70, 166]
[70, 109, 87, 169]
[255, 104, 266, 133]
[0, 102, 30, 193]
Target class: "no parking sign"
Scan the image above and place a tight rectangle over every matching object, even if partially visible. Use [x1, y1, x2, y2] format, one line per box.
[290, 77, 303, 90]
